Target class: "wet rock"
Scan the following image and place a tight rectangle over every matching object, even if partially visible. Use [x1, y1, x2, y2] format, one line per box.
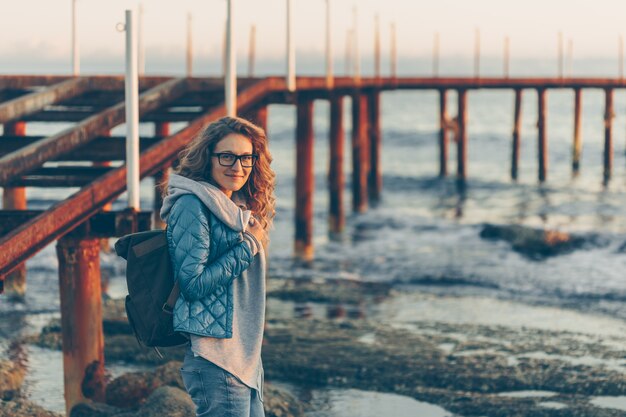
[71, 386, 193, 417]
[22, 319, 63, 350]
[104, 360, 304, 416]
[75, 381, 303, 417]
[0, 398, 61, 417]
[70, 401, 121, 417]
[105, 361, 184, 408]
[264, 384, 305, 417]
[117, 386, 193, 417]
[262, 318, 626, 417]
[0, 343, 27, 400]
[26, 318, 185, 366]
[479, 224, 604, 260]
[268, 277, 391, 305]
[102, 298, 132, 336]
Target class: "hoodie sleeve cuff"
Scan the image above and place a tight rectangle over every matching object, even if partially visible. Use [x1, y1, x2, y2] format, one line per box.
[243, 232, 260, 257]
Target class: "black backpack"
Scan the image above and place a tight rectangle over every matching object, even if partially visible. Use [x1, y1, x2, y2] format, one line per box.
[114, 229, 188, 356]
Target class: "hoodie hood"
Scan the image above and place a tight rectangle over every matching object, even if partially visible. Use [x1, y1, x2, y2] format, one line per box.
[160, 173, 252, 232]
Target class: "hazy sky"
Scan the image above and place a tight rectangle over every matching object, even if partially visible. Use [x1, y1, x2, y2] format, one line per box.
[2, 0, 626, 74]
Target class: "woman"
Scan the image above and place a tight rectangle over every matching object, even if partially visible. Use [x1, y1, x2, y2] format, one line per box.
[160, 116, 275, 417]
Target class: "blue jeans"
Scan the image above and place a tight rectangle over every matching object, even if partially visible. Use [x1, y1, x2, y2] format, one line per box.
[180, 350, 265, 417]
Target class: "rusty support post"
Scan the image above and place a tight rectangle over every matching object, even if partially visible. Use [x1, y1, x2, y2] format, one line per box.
[351, 92, 368, 212]
[244, 106, 268, 133]
[153, 168, 169, 230]
[538, 88, 548, 182]
[295, 95, 314, 261]
[153, 122, 170, 229]
[329, 94, 344, 235]
[93, 129, 112, 253]
[2, 121, 27, 298]
[457, 89, 468, 181]
[604, 88, 614, 183]
[572, 88, 583, 174]
[94, 129, 112, 209]
[368, 90, 381, 202]
[56, 237, 105, 414]
[511, 89, 523, 180]
[438, 90, 448, 177]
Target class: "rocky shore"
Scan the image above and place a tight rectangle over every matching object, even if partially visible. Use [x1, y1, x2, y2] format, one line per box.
[2, 273, 625, 416]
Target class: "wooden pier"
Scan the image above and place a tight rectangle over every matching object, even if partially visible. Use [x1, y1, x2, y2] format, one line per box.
[2, 74, 626, 412]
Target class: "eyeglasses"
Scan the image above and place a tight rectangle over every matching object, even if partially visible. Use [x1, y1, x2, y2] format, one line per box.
[212, 152, 258, 168]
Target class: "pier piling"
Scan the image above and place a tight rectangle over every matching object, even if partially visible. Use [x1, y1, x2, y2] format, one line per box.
[295, 95, 314, 261]
[511, 89, 523, 180]
[152, 122, 170, 229]
[243, 105, 268, 133]
[56, 236, 105, 414]
[368, 90, 381, 202]
[457, 89, 468, 180]
[572, 88, 582, 174]
[439, 89, 448, 177]
[538, 88, 548, 182]
[352, 92, 369, 212]
[604, 88, 614, 183]
[329, 94, 345, 235]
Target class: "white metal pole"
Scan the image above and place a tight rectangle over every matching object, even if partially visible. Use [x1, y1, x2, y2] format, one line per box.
[345, 29, 353, 75]
[187, 13, 193, 77]
[374, 13, 380, 79]
[567, 39, 573, 78]
[504, 36, 510, 78]
[248, 24, 256, 77]
[222, 21, 227, 77]
[433, 32, 440, 77]
[286, 0, 296, 91]
[618, 35, 624, 79]
[124, 10, 140, 210]
[474, 28, 480, 78]
[72, 0, 79, 75]
[390, 22, 397, 79]
[225, 0, 237, 116]
[558, 31, 564, 78]
[352, 5, 360, 83]
[138, 3, 145, 76]
[325, 0, 333, 88]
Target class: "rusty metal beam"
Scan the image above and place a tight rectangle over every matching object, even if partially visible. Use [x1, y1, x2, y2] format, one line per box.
[0, 210, 152, 238]
[5, 75, 626, 95]
[0, 136, 161, 161]
[0, 77, 188, 186]
[267, 76, 626, 92]
[6, 166, 114, 188]
[0, 76, 73, 89]
[0, 78, 276, 279]
[21, 109, 205, 123]
[0, 78, 91, 124]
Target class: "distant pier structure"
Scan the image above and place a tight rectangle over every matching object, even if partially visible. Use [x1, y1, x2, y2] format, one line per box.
[2, 2, 626, 414]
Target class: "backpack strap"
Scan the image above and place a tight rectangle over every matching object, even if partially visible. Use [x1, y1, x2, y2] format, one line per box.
[162, 281, 180, 315]
[160, 225, 180, 316]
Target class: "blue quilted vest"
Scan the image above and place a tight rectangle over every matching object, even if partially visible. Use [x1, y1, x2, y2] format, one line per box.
[166, 194, 254, 338]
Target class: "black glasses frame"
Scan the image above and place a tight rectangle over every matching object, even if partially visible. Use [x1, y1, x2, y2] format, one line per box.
[212, 152, 259, 167]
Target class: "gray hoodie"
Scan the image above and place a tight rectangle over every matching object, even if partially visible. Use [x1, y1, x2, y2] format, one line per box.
[161, 173, 266, 400]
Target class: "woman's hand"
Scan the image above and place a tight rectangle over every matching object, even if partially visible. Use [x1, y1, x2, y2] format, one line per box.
[246, 216, 266, 246]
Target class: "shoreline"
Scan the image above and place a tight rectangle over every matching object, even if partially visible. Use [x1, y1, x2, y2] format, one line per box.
[2, 276, 625, 416]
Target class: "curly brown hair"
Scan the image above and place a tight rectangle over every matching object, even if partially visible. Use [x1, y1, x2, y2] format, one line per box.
[173, 116, 276, 231]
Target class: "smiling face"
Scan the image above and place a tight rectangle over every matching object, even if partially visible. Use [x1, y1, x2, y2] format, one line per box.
[210, 133, 254, 198]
